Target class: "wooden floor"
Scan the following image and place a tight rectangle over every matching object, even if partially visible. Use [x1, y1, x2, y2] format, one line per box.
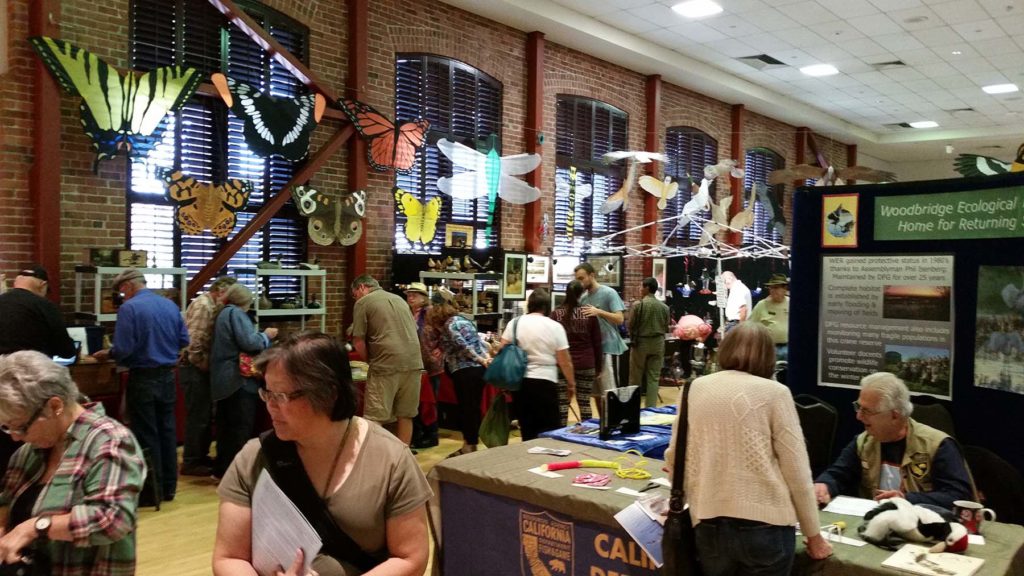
[134, 388, 681, 575]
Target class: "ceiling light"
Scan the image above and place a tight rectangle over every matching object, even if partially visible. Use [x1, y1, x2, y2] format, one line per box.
[800, 64, 839, 77]
[982, 83, 1019, 94]
[671, 0, 723, 19]
[909, 121, 939, 129]
[951, 50, 962, 55]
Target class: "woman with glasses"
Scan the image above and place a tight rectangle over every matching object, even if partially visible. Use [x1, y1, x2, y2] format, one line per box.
[664, 322, 831, 575]
[210, 283, 278, 478]
[213, 332, 431, 576]
[0, 350, 145, 575]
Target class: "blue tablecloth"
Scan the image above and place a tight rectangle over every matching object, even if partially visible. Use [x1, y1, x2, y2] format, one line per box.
[539, 406, 677, 458]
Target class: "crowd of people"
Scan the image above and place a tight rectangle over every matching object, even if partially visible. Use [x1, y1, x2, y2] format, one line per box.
[0, 262, 991, 575]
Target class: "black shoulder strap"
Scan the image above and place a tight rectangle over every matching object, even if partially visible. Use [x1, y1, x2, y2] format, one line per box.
[669, 379, 691, 514]
[259, 430, 380, 572]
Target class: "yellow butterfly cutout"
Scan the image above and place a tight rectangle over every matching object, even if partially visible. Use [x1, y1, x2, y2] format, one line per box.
[638, 175, 679, 211]
[394, 187, 441, 245]
[163, 170, 251, 238]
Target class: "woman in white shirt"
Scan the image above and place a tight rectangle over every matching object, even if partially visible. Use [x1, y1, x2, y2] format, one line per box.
[500, 289, 576, 440]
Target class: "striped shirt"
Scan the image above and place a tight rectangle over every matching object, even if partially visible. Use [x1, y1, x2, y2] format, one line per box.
[0, 403, 145, 576]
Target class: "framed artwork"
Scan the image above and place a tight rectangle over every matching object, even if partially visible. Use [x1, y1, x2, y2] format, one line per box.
[821, 193, 858, 248]
[652, 257, 667, 301]
[502, 252, 528, 300]
[552, 255, 579, 285]
[526, 255, 550, 284]
[445, 224, 474, 249]
[584, 253, 623, 290]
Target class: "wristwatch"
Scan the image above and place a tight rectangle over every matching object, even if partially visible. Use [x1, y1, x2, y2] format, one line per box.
[34, 516, 51, 539]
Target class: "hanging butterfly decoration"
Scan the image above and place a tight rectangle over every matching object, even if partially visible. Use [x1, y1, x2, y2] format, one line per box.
[555, 166, 592, 247]
[638, 175, 679, 210]
[291, 185, 365, 246]
[211, 73, 326, 161]
[340, 98, 429, 173]
[162, 170, 252, 238]
[436, 135, 542, 238]
[29, 36, 203, 171]
[599, 150, 667, 214]
[393, 187, 442, 246]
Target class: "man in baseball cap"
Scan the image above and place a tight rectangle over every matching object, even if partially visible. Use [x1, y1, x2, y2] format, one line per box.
[0, 264, 76, 358]
[748, 273, 790, 360]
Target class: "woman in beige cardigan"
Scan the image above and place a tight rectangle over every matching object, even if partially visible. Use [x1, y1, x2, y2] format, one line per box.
[665, 322, 832, 575]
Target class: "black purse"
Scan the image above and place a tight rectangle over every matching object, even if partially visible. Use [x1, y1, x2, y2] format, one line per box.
[661, 379, 703, 575]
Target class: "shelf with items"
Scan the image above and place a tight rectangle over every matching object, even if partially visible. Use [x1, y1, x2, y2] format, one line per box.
[74, 266, 188, 324]
[253, 268, 327, 332]
[419, 271, 504, 329]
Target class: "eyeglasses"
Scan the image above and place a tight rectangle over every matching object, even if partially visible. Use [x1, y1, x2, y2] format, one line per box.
[1, 401, 48, 436]
[258, 387, 306, 405]
[852, 400, 886, 416]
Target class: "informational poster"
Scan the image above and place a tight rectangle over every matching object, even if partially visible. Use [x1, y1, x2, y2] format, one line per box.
[875, 186, 1024, 241]
[974, 265, 1024, 395]
[819, 255, 954, 398]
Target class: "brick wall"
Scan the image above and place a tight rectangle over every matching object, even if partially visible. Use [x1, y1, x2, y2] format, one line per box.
[0, 0, 853, 333]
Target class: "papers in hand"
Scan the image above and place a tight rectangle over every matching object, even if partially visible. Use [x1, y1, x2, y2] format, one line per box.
[881, 544, 985, 576]
[614, 500, 665, 568]
[823, 495, 879, 517]
[252, 470, 322, 576]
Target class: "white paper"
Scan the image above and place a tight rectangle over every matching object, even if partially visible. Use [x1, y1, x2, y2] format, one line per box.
[881, 543, 985, 576]
[823, 495, 879, 517]
[614, 502, 664, 568]
[968, 534, 985, 546]
[252, 470, 322, 576]
[66, 327, 90, 355]
[819, 530, 867, 547]
[652, 477, 672, 487]
[627, 434, 657, 441]
[527, 446, 573, 456]
[616, 487, 642, 497]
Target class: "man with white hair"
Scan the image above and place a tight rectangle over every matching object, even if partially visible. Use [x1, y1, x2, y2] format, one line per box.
[814, 372, 975, 509]
[720, 270, 750, 333]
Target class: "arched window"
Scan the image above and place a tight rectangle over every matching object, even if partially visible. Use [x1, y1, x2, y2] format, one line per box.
[743, 147, 785, 245]
[128, 0, 307, 296]
[662, 127, 718, 245]
[394, 55, 503, 254]
[554, 96, 627, 256]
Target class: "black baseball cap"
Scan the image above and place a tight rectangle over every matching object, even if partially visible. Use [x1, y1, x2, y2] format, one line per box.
[18, 265, 49, 283]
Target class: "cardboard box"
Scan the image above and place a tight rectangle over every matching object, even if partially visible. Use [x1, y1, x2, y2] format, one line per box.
[115, 250, 148, 267]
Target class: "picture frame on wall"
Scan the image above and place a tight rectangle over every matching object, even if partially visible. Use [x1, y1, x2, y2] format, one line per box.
[652, 257, 667, 301]
[445, 224, 475, 249]
[583, 253, 623, 290]
[551, 255, 579, 285]
[526, 255, 550, 284]
[502, 252, 528, 300]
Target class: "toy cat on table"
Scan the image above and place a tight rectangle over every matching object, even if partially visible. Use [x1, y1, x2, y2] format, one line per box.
[859, 497, 969, 553]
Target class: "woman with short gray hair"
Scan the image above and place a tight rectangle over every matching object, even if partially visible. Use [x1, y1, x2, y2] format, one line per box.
[0, 350, 145, 575]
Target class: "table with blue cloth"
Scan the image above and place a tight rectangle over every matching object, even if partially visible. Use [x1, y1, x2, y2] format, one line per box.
[539, 405, 677, 458]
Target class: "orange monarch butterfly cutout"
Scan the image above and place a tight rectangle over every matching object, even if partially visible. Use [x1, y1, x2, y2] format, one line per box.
[340, 98, 429, 173]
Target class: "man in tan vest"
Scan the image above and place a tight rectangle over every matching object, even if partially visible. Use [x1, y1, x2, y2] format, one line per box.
[813, 372, 976, 510]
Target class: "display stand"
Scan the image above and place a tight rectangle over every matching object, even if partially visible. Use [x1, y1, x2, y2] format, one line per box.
[74, 265, 188, 323]
[253, 268, 327, 332]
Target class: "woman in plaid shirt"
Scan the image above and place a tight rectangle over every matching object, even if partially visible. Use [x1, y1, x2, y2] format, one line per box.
[0, 351, 145, 575]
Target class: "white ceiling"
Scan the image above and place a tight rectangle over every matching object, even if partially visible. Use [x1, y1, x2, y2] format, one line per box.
[438, 0, 1024, 162]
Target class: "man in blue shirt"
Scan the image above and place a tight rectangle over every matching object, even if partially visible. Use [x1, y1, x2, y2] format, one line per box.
[94, 268, 189, 501]
[575, 262, 626, 417]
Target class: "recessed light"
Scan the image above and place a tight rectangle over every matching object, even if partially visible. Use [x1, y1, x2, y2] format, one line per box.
[671, 0, 723, 19]
[982, 83, 1019, 94]
[909, 121, 939, 129]
[951, 50, 962, 55]
[800, 64, 839, 77]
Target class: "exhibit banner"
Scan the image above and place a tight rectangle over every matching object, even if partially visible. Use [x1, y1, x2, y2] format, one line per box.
[875, 186, 1024, 241]
[819, 254, 954, 398]
[974, 265, 1024, 395]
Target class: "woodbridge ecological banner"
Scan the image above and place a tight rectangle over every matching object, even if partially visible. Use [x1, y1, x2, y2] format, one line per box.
[875, 186, 1024, 241]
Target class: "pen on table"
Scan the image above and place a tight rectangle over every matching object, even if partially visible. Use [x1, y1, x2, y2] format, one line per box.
[638, 482, 661, 493]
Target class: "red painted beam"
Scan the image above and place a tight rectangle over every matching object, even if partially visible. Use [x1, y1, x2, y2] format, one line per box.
[794, 127, 809, 188]
[29, 0, 62, 302]
[187, 125, 354, 297]
[207, 0, 337, 101]
[642, 75, 662, 274]
[727, 104, 745, 246]
[524, 32, 545, 254]
[346, 0, 368, 283]
[846, 144, 857, 185]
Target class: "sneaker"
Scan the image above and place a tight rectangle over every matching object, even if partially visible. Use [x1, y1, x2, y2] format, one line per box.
[180, 463, 213, 476]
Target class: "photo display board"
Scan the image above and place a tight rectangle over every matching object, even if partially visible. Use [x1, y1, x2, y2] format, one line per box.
[819, 254, 954, 398]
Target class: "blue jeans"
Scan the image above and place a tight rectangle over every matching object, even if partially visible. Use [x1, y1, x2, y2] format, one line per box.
[126, 367, 178, 498]
[179, 364, 213, 466]
[694, 517, 795, 576]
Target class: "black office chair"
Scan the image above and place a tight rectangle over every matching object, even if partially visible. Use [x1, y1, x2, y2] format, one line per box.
[793, 394, 838, 477]
[962, 445, 1024, 526]
[910, 397, 957, 438]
